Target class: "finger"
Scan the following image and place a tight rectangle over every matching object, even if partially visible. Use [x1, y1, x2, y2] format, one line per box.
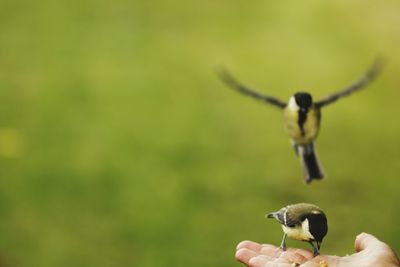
[236, 248, 259, 264]
[252, 256, 300, 267]
[355, 232, 385, 252]
[287, 248, 314, 260]
[248, 251, 308, 267]
[280, 250, 309, 265]
[265, 258, 298, 267]
[248, 255, 277, 267]
[237, 240, 263, 251]
[258, 245, 313, 262]
[259, 244, 283, 257]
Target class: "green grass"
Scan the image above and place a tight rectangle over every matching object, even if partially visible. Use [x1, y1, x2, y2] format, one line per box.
[1, 0, 400, 266]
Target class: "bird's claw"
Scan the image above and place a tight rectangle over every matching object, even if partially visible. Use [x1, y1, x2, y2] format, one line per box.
[313, 248, 320, 257]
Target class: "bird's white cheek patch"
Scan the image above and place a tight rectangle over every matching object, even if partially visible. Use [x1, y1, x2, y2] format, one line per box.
[287, 97, 299, 112]
[282, 219, 314, 241]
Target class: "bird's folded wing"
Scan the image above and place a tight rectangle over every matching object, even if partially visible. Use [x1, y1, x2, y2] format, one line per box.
[270, 208, 300, 227]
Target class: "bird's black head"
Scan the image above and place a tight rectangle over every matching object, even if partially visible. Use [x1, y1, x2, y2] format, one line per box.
[294, 92, 313, 109]
[305, 211, 328, 247]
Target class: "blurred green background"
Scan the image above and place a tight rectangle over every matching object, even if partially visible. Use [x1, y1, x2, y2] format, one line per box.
[1, 0, 400, 266]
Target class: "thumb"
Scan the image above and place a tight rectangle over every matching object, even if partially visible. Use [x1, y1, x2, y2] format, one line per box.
[355, 232, 384, 252]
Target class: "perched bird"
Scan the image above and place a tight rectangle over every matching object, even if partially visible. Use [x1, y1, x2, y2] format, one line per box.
[266, 203, 328, 256]
[217, 58, 384, 183]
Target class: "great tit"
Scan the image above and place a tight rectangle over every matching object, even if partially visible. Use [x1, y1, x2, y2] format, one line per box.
[266, 203, 328, 257]
[217, 58, 384, 183]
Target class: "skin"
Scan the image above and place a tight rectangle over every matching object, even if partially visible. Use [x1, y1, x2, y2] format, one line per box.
[235, 233, 400, 267]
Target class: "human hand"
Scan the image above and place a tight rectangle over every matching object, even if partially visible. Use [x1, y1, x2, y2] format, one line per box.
[235, 232, 400, 267]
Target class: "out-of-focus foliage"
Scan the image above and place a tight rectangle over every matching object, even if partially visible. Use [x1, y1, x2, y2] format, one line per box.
[0, 1, 400, 266]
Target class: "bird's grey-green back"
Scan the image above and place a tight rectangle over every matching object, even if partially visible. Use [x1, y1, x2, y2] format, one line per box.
[268, 203, 323, 227]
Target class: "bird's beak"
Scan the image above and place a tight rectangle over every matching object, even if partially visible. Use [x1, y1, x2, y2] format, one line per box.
[265, 213, 274, 219]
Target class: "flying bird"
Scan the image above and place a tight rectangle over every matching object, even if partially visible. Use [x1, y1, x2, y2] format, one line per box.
[266, 203, 328, 257]
[217, 58, 384, 183]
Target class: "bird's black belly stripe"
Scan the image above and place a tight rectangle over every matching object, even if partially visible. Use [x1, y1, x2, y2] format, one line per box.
[298, 109, 308, 136]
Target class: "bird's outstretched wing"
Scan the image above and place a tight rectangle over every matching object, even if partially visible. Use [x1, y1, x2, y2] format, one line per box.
[216, 68, 287, 109]
[315, 57, 385, 108]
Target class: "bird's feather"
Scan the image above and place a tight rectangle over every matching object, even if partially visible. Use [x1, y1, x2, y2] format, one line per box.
[216, 68, 287, 109]
[315, 57, 385, 108]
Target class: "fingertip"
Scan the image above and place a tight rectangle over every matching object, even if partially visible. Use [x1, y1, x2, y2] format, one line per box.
[355, 232, 380, 252]
[355, 232, 367, 240]
[235, 248, 258, 264]
[236, 240, 250, 250]
[236, 240, 261, 251]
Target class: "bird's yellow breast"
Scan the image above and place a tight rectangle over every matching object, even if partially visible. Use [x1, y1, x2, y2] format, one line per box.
[282, 219, 314, 241]
[283, 106, 320, 145]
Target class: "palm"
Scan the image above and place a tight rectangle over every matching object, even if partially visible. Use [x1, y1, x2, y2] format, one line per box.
[235, 241, 336, 266]
[235, 233, 400, 267]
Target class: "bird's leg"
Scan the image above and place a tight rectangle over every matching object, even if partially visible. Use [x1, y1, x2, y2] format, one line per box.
[309, 241, 319, 257]
[292, 143, 299, 156]
[280, 233, 287, 251]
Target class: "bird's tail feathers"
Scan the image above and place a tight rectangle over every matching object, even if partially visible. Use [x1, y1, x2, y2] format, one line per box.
[298, 143, 324, 184]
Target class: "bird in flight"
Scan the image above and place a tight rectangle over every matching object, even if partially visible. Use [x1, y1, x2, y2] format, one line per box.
[217, 58, 384, 183]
